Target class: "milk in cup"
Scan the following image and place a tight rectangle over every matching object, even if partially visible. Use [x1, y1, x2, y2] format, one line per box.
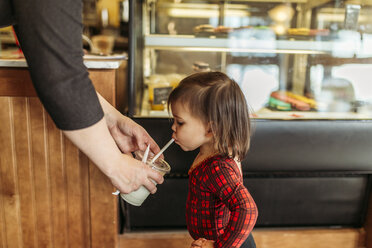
[120, 151, 170, 206]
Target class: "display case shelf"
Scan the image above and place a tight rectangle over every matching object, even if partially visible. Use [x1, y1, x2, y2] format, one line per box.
[145, 34, 372, 57]
[145, 35, 330, 54]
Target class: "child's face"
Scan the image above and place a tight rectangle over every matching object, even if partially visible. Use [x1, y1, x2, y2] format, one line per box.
[171, 102, 211, 152]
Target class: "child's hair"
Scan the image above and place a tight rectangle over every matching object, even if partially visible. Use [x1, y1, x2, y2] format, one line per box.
[168, 71, 251, 161]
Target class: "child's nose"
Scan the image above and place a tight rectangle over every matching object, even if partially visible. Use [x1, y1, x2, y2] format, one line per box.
[171, 122, 176, 132]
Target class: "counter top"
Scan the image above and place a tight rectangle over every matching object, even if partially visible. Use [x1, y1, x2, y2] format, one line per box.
[0, 51, 127, 69]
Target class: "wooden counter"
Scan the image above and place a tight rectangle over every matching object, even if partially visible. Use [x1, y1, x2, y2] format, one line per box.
[0, 58, 126, 248]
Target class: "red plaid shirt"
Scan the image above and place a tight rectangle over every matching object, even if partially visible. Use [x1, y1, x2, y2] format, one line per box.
[186, 155, 258, 248]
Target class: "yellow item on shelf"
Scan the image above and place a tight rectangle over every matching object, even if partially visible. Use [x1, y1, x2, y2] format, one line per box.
[0, 26, 13, 32]
[285, 92, 317, 109]
[287, 28, 310, 36]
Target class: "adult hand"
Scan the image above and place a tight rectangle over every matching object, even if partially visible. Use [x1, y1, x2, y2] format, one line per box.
[106, 113, 160, 155]
[97, 93, 162, 157]
[109, 154, 163, 194]
[63, 118, 164, 194]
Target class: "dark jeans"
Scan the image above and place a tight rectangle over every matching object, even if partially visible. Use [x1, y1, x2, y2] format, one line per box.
[240, 233, 256, 248]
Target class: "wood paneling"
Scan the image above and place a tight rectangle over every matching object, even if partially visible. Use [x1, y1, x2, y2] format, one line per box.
[0, 66, 121, 248]
[30, 98, 53, 247]
[0, 97, 22, 248]
[89, 69, 118, 248]
[46, 104, 69, 248]
[0, 69, 36, 97]
[0, 97, 92, 248]
[13, 98, 37, 247]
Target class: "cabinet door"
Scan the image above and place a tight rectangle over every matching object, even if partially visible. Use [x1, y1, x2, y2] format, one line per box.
[0, 68, 118, 248]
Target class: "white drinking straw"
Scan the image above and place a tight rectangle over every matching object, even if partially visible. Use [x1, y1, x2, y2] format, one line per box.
[142, 144, 150, 163]
[112, 144, 151, 195]
[151, 138, 175, 164]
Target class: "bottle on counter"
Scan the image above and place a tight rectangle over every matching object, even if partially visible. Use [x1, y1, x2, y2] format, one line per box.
[148, 74, 173, 111]
[147, 73, 186, 111]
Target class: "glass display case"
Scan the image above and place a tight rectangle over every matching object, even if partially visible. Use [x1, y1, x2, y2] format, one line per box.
[125, 1, 372, 232]
[128, 0, 372, 120]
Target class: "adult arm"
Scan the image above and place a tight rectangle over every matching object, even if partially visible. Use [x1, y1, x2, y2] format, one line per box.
[11, 0, 163, 193]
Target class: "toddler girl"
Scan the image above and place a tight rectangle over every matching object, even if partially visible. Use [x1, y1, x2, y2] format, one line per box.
[168, 71, 258, 248]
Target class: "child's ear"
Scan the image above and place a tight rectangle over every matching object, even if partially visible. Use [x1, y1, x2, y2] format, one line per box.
[205, 122, 214, 137]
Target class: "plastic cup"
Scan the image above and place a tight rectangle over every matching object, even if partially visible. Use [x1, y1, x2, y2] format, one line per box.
[120, 150, 171, 206]
[91, 35, 115, 55]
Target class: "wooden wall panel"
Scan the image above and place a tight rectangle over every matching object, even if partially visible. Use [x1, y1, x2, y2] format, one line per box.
[0, 96, 95, 248]
[65, 137, 89, 247]
[78, 151, 92, 248]
[46, 110, 69, 248]
[12, 98, 37, 247]
[0, 180, 4, 248]
[0, 120, 5, 247]
[0, 69, 36, 97]
[89, 69, 118, 248]
[29, 98, 53, 247]
[0, 97, 22, 248]
[89, 161, 117, 248]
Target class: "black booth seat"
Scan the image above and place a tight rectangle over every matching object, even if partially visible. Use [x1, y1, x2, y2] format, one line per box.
[122, 119, 372, 231]
[244, 120, 372, 172]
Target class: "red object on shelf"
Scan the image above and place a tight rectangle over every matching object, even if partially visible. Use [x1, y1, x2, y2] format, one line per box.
[11, 27, 24, 57]
[290, 113, 304, 118]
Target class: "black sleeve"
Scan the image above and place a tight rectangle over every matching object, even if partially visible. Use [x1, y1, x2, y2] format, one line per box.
[11, 0, 104, 130]
[0, 0, 15, 27]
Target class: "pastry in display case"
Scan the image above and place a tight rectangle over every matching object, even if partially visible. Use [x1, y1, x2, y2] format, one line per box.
[128, 0, 372, 120]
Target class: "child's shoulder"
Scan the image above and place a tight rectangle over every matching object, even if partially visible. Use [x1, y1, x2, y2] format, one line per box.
[206, 155, 239, 173]
[200, 155, 243, 183]
[209, 155, 233, 164]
